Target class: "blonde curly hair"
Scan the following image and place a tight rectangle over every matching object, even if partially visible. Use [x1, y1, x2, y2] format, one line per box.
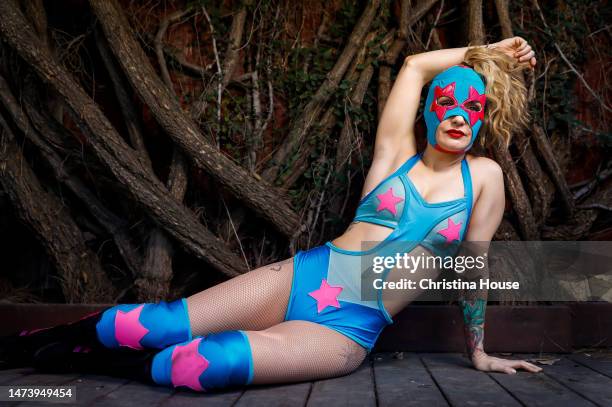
[462, 45, 531, 149]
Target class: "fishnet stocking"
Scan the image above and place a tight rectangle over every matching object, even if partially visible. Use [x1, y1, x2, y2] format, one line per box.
[186, 257, 294, 336]
[246, 320, 367, 384]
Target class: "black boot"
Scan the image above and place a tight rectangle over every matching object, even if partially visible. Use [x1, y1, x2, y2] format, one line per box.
[32, 339, 156, 384]
[0, 311, 104, 369]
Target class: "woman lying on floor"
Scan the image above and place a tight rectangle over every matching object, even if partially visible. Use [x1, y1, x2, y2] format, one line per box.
[1, 36, 542, 392]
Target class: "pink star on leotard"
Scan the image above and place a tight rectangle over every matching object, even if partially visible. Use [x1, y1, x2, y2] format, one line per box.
[171, 337, 209, 391]
[115, 304, 150, 350]
[437, 218, 463, 243]
[376, 187, 404, 216]
[309, 279, 343, 313]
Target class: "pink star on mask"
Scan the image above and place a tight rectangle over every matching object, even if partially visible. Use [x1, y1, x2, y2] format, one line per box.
[437, 218, 463, 243]
[376, 187, 404, 216]
[170, 337, 209, 391]
[430, 82, 457, 121]
[115, 305, 150, 350]
[309, 279, 343, 313]
[460, 86, 486, 126]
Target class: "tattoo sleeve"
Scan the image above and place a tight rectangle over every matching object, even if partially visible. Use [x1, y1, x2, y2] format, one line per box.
[457, 242, 489, 360]
[460, 298, 486, 359]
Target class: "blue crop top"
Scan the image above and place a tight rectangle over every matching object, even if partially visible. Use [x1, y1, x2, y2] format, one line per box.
[326, 151, 474, 258]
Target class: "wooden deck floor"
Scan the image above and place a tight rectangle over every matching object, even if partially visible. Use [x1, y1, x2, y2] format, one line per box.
[1, 351, 611, 406]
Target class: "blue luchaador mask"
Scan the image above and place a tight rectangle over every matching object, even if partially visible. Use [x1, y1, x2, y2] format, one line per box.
[424, 65, 487, 152]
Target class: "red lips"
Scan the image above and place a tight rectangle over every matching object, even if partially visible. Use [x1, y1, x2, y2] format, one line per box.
[447, 129, 465, 138]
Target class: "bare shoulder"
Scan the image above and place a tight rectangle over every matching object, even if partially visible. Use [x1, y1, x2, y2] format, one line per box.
[466, 155, 503, 176]
[465, 155, 504, 197]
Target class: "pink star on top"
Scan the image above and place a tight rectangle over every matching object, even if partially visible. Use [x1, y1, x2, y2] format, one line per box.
[376, 187, 404, 216]
[309, 279, 343, 313]
[115, 304, 150, 350]
[171, 337, 209, 391]
[437, 218, 463, 243]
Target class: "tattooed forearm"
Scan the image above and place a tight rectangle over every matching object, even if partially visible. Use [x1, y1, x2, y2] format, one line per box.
[460, 298, 486, 359]
[456, 242, 489, 359]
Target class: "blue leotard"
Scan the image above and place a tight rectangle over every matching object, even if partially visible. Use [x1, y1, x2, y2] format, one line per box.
[348, 151, 473, 258]
[284, 152, 474, 351]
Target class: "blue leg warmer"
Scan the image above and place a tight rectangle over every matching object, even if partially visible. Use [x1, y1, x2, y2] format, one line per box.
[150, 330, 254, 392]
[95, 298, 192, 350]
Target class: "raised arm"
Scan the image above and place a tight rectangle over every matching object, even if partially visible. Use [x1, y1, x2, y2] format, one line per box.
[364, 37, 536, 199]
[363, 47, 477, 198]
[378, 47, 478, 155]
[374, 37, 536, 165]
[384, 48, 480, 145]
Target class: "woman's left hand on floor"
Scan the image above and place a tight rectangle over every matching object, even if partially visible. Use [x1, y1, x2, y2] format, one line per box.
[471, 352, 543, 374]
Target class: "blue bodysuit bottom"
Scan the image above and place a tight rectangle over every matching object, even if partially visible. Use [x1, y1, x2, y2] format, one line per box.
[284, 244, 393, 352]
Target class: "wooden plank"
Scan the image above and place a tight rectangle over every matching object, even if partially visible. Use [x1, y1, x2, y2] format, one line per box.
[569, 352, 612, 378]
[161, 387, 243, 407]
[235, 382, 311, 406]
[0, 368, 35, 385]
[570, 303, 612, 347]
[517, 353, 612, 407]
[2, 371, 80, 387]
[487, 355, 596, 407]
[373, 352, 448, 407]
[34, 374, 130, 406]
[374, 305, 571, 353]
[374, 306, 465, 352]
[89, 380, 174, 407]
[420, 353, 521, 407]
[484, 306, 571, 352]
[307, 362, 375, 407]
[1, 371, 81, 406]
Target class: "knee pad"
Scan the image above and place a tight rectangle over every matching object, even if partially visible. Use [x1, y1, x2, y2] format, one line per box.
[96, 298, 192, 350]
[150, 330, 254, 392]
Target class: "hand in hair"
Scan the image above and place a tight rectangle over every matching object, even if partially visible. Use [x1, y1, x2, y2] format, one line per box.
[490, 37, 537, 70]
